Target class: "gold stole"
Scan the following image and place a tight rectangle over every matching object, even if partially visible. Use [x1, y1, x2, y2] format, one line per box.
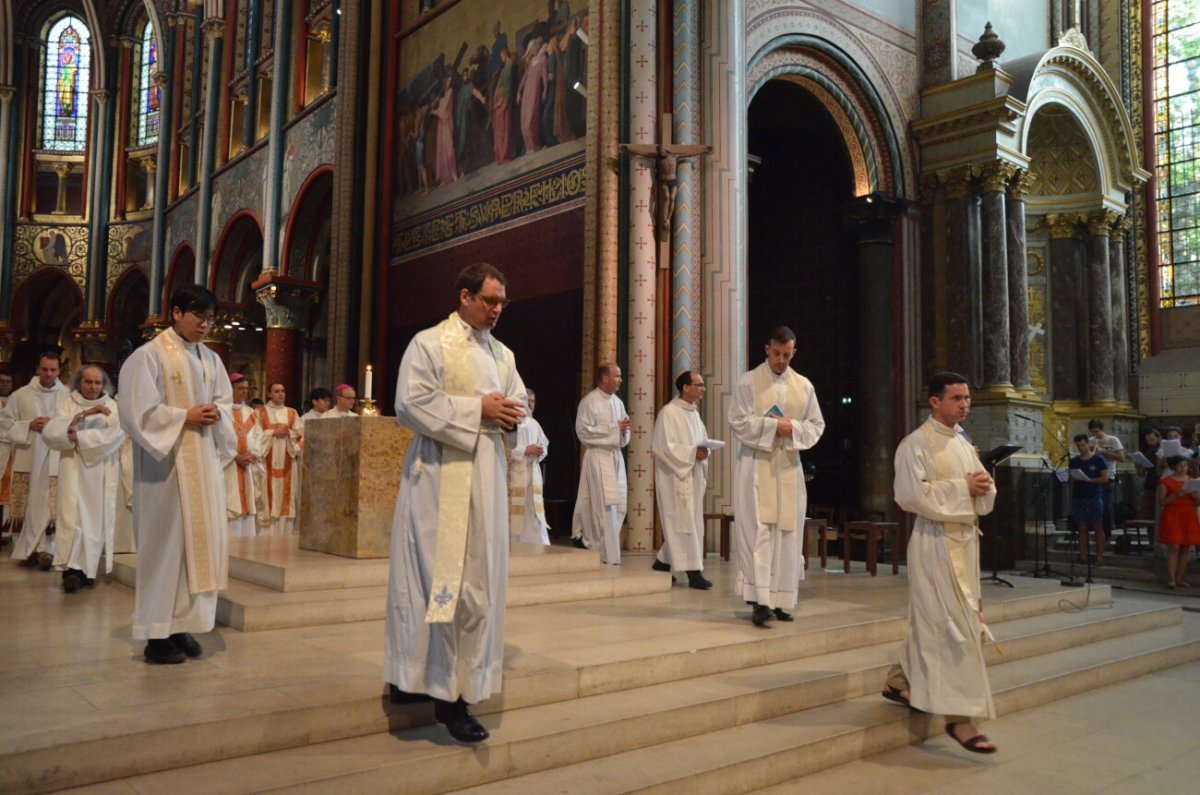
[752, 365, 805, 532]
[157, 331, 227, 594]
[920, 420, 982, 611]
[425, 313, 512, 624]
[232, 407, 255, 514]
[508, 425, 545, 532]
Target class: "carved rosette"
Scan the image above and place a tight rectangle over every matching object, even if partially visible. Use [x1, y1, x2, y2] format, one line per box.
[253, 273, 322, 330]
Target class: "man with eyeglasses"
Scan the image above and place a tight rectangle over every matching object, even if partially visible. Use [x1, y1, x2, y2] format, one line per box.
[119, 285, 234, 665]
[325, 384, 359, 418]
[1, 351, 68, 569]
[384, 262, 527, 744]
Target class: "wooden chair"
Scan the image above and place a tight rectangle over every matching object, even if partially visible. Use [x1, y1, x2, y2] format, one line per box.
[803, 517, 827, 571]
[810, 505, 838, 568]
[842, 521, 904, 576]
[703, 513, 733, 561]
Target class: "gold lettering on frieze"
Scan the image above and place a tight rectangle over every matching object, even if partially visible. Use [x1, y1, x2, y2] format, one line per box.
[395, 167, 585, 254]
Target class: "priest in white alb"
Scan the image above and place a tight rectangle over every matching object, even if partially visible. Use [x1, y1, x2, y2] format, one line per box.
[119, 285, 234, 665]
[257, 382, 301, 535]
[571, 363, 631, 564]
[300, 387, 333, 423]
[225, 373, 263, 538]
[883, 371, 998, 754]
[509, 388, 550, 545]
[0, 370, 14, 542]
[383, 262, 526, 744]
[324, 384, 359, 418]
[650, 370, 713, 590]
[43, 365, 125, 593]
[729, 326, 825, 628]
[1, 351, 68, 569]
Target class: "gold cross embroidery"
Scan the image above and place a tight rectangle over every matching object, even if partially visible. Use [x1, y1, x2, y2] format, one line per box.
[171, 371, 184, 385]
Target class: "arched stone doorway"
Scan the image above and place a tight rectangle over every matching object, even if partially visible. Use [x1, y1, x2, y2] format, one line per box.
[282, 168, 333, 395]
[211, 213, 267, 398]
[10, 271, 83, 384]
[165, 243, 196, 307]
[106, 268, 150, 377]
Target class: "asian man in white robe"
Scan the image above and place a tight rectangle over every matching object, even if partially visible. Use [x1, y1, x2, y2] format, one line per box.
[119, 284, 234, 665]
[2, 352, 68, 569]
[883, 371, 998, 754]
[729, 326, 825, 627]
[383, 262, 526, 744]
[300, 387, 333, 423]
[509, 389, 550, 545]
[225, 373, 264, 538]
[44, 365, 125, 593]
[257, 383, 302, 535]
[650, 370, 712, 589]
[571, 363, 631, 564]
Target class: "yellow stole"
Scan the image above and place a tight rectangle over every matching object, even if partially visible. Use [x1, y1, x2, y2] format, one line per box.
[920, 420, 983, 611]
[752, 364, 805, 532]
[425, 313, 513, 623]
[156, 330, 227, 594]
[508, 428, 545, 532]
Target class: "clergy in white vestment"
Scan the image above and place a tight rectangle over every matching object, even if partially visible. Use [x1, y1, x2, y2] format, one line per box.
[729, 326, 825, 628]
[383, 262, 526, 744]
[509, 388, 550, 545]
[883, 371, 998, 754]
[299, 387, 333, 424]
[43, 365, 125, 593]
[118, 284, 235, 666]
[0, 370, 14, 540]
[570, 363, 631, 564]
[1, 352, 69, 568]
[225, 373, 264, 538]
[257, 383, 301, 535]
[323, 384, 359, 418]
[650, 370, 713, 589]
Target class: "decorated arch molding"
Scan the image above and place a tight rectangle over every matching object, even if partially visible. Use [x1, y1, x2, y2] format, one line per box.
[748, 35, 905, 199]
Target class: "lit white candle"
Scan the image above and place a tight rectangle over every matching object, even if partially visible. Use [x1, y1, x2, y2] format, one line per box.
[364, 364, 373, 400]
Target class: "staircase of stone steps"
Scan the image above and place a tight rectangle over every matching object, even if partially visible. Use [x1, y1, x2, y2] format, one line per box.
[17, 581, 1200, 795]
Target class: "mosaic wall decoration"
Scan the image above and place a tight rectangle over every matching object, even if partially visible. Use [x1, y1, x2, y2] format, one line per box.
[11, 223, 89, 293]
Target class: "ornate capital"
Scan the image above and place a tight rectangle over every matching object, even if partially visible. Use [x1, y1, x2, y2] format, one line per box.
[89, 89, 111, 103]
[942, 166, 977, 200]
[139, 155, 157, 174]
[918, 173, 941, 204]
[139, 314, 168, 341]
[152, 70, 169, 88]
[1007, 168, 1033, 200]
[253, 274, 323, 330]
[0, 85, 15, 102]
[74, 321, 111, 363]
[1087, 210, 1122, 237]
[53, 162, 74, 178]
[1109, 214, 1133, 243]
[979, 161, 1017, 194]
[202, 17, 226, 40]
[119, 36, 139, 49]
[1047, 213, 1082, 240]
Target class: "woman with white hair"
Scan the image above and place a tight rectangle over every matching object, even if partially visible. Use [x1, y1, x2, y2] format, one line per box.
[43, 364, 125, 593]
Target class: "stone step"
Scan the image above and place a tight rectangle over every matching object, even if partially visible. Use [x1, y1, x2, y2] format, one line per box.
[443, 620, 1200, 795]
[16, 587, 1155, 795]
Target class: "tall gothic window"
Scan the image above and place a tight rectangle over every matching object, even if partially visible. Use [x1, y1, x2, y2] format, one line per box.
[40, 15, 92, 151]
[1154, 0, 1200, 306]
[137, 22, 161, 147]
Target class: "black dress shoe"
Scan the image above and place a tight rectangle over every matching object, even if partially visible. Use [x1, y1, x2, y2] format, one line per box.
[751, 604, 774, 628]
[168, 632, 203, 658]
[571, 537, 587, 549]
[144, 638, 186, 665]
[773, 608, 794, 622]
[687, 570, 713, 590]
[37, 553, 54, 571]
[651, 559, 671, 572]
[62, 570, 83, 593]
[434, 698, 489, 743]
[388, 684, 432, 704]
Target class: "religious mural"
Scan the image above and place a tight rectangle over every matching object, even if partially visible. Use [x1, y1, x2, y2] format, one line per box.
[395, 0, 589, 200]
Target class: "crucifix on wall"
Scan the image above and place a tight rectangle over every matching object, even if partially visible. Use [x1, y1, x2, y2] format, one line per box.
[620, 115, 711, 263]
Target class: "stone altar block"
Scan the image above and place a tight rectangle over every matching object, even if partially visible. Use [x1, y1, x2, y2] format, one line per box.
[299, 416, 412, 558]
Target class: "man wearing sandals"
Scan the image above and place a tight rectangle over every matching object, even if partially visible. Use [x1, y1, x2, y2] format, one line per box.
[883, 371, 999, 754]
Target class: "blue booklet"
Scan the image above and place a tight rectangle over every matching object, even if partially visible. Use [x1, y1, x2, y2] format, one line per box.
[764, 404, 784, 418]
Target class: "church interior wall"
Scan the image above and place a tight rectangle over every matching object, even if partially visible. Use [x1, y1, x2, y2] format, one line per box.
[956, 0, 1052, 62]
[842, 0, 917, 33]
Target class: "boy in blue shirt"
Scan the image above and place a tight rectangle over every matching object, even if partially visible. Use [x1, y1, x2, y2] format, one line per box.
[1070, 433, 1109, 566]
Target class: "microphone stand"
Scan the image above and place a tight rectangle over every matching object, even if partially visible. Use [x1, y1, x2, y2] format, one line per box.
[981, 444, 1022, 588]
[1015, 413, 1072, 580]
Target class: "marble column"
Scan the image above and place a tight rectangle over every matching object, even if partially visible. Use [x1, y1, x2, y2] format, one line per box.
[920, 0, 957, 87]
[254, 276, 320, 404]
[262, 0, 293, 273]
[195, 17, 225, 281]
[671, 0, 701, 375]
[86, 89, 114, 320]
[979, 162, 1013, 388]
[943, 168, 979, 383]
[53, 163, 72, 214]
[1006, 170, 1032, 390]
[1047, 214, 1083, 400]
[1109, 216, 1131, 403]
[1086, 211, 1115, 403]
[242, 0, 263, 149]
[150, 42, 175, 317]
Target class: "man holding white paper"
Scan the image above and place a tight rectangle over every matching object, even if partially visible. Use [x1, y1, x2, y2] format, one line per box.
[650, 370, 713, 589]
[729, 326, 825, 627]
[571, 363, 631, 564]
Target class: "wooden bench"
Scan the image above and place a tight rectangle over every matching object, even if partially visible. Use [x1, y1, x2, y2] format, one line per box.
[842, 521, 904, 576]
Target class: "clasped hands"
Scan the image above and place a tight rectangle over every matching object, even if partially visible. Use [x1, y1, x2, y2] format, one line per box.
[965, 470, 993, 496]
[185, 404, 221, 427]
[482, 392, 525, 431]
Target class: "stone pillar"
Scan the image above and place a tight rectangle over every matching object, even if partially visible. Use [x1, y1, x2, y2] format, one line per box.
[625, 0, 658, 555]
[1006, 170, 1032, 390]
[86, 89, 114, 321]
[195, 17, 225, 281]
[254, 274, 320, 412]
[53, 163, 72, 214]
[943, 168, 979, 383]
[670, 0, 701, 375]
[1109, 217, 1131, 403]
[262, 0, 293, 274]
[1086, 211, 1115, 403]
[0, 86, 14, 315]
[150, 38, 174, 317]
[140, 156, 156, 209]
[979, 162, 1013, 388]
[920, 0, 957, 87]
[1047, 214, 1083, 400]
[73, 322, 113, 375]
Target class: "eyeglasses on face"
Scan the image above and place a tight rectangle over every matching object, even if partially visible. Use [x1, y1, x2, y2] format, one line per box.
[187, 310, 217, 324]
[473, 293, 510, 309]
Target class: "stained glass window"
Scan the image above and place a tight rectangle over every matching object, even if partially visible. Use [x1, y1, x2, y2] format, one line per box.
[41, 15, 91, 152]
[137, 22, 161, 147]
[1154, 0, 1200, 306]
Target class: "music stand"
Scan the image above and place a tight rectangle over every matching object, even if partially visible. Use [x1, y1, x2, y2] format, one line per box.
[981, 445, 1022, 588]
